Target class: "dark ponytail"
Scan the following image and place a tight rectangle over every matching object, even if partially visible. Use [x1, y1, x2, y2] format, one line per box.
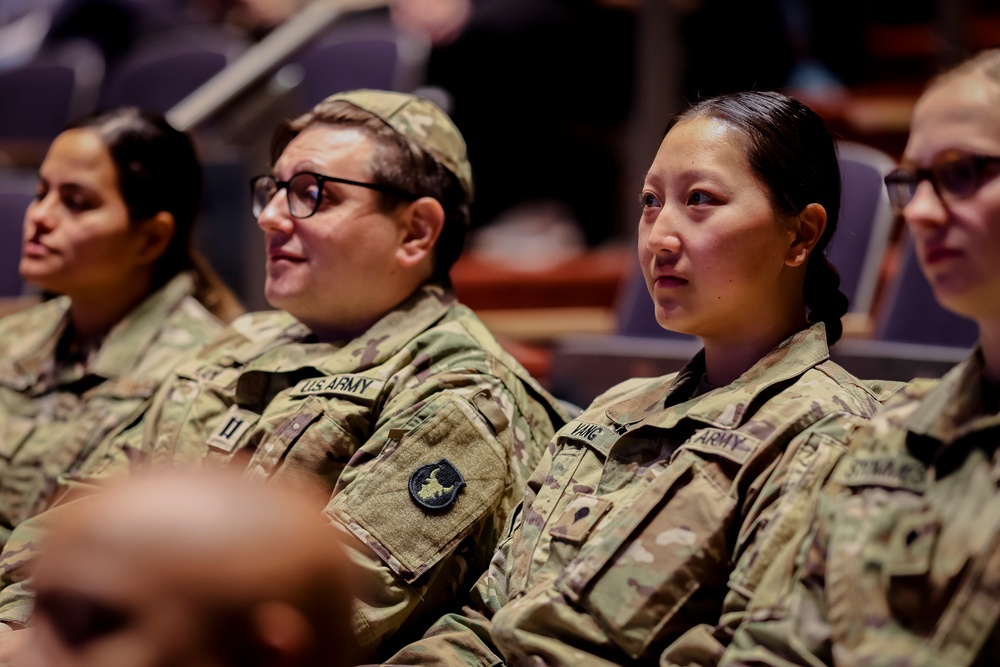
[669, 90, 850, 344]
[803, 255, 848, 344]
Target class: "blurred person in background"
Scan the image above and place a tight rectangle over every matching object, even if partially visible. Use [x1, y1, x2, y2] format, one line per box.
[16, 468, 359, 667]
[0, 107, 240, 547]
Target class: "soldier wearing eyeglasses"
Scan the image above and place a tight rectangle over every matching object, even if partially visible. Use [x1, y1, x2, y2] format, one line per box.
[0, 90, 569, 663]
[721, 49, 1000, 667]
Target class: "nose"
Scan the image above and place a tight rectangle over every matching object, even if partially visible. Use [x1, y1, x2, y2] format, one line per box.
[255, 189, 294, 234]
[644, 206, 682, 256]
[901, 179, 949, 232]
[25, 192, 56, 235]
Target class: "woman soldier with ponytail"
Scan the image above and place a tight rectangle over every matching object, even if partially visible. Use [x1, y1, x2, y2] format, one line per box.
[383, 90, 898, 667]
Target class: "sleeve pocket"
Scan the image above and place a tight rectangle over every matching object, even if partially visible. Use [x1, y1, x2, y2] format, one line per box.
[334, 394, 509, 583]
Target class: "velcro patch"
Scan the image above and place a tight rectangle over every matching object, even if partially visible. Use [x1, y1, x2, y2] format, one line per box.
[679, 428, 759, 464]
[289, 374, 385, 402]
[207, 405, 259, 453]
[180, 364, 241, 390]
[408, 459, 465, 510]
[832, 455, 927, 493]
[550, 494, 613, 543]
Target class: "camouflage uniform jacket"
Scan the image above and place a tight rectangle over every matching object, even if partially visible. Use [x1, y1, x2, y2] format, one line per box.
[722, 349, 1000, 667]
[0, 285, 567, 660]
[0, 274, 222, 546]
[384, 324, 899, 666]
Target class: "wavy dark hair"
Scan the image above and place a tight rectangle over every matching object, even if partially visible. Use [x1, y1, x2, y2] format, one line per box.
[667, 90, 849, 343]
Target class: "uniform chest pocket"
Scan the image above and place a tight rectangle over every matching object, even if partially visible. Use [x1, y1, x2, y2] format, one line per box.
[879, 505, 947, 632]
[555, 452, 737, 660]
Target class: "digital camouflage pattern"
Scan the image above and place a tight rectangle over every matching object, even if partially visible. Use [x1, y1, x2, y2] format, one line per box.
[0, 285, 568, 661]
[384, 324, 901, 666]
[0, 274, 221, 547]
[722, 350, 1000, 667]
[326, 89, 474, 198]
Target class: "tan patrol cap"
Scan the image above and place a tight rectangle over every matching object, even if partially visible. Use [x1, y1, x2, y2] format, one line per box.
[322, 89, 473, 200]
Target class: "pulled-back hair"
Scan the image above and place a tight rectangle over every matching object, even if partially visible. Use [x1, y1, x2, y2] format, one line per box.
[271, 100, 471, 286]
[667, 90, 849, 343]
[69, 107, 241, 320]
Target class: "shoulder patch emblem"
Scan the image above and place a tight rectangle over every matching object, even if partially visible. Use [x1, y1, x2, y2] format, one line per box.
[408, 458, 465, 510]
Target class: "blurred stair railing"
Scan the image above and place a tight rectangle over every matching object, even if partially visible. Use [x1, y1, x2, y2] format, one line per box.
[167, 0, 390, 132]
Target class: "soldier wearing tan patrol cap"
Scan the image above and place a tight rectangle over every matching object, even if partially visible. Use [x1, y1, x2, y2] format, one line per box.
[0, 90, 569, 663]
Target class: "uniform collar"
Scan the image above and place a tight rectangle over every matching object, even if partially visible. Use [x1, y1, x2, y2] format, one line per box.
[0, 274, 197, 390]
[904, 348, 1000, 445]
[228, 284, 456, 374]
[88, 273, 198, 380]
[606, 323, 831, 430]
[313, 284, 455, 374]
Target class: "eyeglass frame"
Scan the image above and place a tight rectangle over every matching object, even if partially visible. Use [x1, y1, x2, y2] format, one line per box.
[249, 171, 418, 219]
[883, 152, 1000, 215]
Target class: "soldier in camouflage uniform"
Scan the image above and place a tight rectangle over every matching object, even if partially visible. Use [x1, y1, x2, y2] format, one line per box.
[0, 90, 568, 662]
[0, 108, 228, 547]
[720, 49, 1000, 667]
[382, 91, 899, 666]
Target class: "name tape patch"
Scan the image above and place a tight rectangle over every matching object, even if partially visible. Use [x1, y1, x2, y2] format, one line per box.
[680, 428, 759, 463]
[290, 374, 385, 401]
[833, 455, 927, 493]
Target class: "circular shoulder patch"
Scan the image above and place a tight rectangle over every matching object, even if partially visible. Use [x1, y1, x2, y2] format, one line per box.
[408, 458, 466, 510]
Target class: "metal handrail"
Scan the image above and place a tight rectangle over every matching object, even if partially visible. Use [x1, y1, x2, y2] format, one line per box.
[167, 0, 390, 131]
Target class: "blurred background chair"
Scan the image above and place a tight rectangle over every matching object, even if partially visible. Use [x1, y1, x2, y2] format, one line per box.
[830, 228, 976, 380]
[100, 24, 250, 114]
[0, 170, 37, 298]
[0, 39, 103, 143]
[285, 16, 430, 115]
[829, 140, 897, 320]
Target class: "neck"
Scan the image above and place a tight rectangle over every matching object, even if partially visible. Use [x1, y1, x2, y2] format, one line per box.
[979, 318, 1000, 384]
[702, 316, 808, 386]
[68, 273, 157, 344]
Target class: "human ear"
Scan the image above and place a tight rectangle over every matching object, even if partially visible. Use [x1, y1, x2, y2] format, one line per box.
[134, 211, 175, 266]
[396, 197, 445, 268]
[785, 203, 827, 267]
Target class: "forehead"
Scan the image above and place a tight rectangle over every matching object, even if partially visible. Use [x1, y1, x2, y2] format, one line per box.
[41, 129, 116, 182]
[906, 73, 1000, 162]
[650, 116, 751, 177]
[275, 124, 379, 178]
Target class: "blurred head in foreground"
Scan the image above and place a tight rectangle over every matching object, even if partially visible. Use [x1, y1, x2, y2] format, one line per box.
[21, 470, 358, 667]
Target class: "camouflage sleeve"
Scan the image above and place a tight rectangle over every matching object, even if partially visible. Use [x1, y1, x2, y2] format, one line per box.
[0, 471, 124, 626]
[662, 413, 857, 666]
[717, 487, 837, 667]
[0, 401, 148, 627]
[322, 368, 539, 662]
[379, 505, 521, 666]
[381, 444, 558, 665]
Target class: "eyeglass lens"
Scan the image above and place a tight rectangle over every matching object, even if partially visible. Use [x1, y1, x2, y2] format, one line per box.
[885, 154, 995, 213]
[251, 173, 323, 219]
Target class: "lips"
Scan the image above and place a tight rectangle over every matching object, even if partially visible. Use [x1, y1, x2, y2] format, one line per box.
[923, 245, 963, 266]
[652, 266, 688, 288]
[267, 247, 306, 264]
[22, 239, 52, 258]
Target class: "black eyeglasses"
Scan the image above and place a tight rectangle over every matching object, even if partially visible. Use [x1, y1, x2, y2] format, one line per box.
[884, 152, 1000, 214]
[249, 171, 417, 219]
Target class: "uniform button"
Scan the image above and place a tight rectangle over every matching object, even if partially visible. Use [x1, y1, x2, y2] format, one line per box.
[292, 423, 301, 430]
